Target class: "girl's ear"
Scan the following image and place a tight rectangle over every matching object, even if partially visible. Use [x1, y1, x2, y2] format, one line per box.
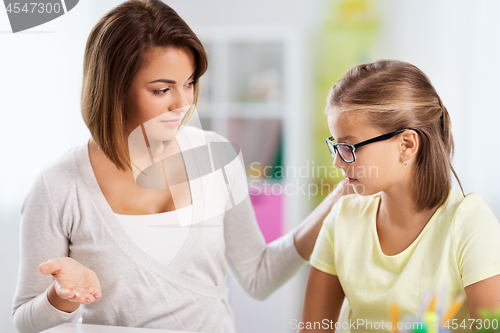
[400, 130, 419, 160]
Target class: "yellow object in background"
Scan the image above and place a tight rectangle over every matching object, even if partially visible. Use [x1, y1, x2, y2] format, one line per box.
[390, 302, 400, 333]
[428, 295, 437, 313]
[441, 293, 466, 327]
[422, 311, 439, 333]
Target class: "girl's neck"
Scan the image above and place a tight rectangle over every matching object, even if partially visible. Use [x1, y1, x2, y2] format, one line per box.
[378, 185, 439, 231]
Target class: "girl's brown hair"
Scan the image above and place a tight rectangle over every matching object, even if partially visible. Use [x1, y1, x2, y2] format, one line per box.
[325, 59, 464, 211]
[81, 0, 208, 171]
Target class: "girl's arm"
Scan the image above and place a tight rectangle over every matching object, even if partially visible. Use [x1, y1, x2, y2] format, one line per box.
[299, 267, 345, 332]
[465, 274, 500, 318]
[453, 193, 500, 320]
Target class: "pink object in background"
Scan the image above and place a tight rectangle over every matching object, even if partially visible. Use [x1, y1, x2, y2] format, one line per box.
[249, 190, 283, 244]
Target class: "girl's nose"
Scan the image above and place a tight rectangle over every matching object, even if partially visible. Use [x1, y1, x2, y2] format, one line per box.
[333, 150, 345, 169]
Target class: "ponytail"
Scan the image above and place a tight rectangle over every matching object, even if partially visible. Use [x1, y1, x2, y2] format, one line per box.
[438, 96, 465, 197]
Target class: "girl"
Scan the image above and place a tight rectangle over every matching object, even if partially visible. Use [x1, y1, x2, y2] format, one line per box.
[300, 60, 500, 332]
[11, 1, 352, 332]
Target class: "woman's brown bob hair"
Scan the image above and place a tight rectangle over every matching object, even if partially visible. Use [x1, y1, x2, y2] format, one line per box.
[325, 59, 464, 211]
[81, 0, 208, 171]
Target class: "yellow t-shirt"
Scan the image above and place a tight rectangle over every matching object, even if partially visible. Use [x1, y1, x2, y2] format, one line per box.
[310, 189, 500, 332]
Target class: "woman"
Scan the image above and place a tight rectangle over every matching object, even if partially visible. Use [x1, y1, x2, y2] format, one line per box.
[11, 1, 351, 332]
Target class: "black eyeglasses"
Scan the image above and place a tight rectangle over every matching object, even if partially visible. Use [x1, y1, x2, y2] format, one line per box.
[325, 129, 416, 163]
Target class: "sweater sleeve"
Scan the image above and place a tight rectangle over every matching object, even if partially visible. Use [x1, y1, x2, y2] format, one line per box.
[12, 172, 81, 333]
[224, 196, 307, 300]
[214, 132, 307, 301]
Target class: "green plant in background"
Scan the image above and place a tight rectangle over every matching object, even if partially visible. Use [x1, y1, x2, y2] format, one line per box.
[473, 309, 500, 333]
[312, 0, 380, 205]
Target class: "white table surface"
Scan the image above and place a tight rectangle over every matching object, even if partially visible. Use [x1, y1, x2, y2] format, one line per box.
[41, 323, 204, 333]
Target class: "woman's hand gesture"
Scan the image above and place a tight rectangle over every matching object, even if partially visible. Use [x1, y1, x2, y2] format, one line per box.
[331, 179, 356, 199]
[39, 257, 102, 307]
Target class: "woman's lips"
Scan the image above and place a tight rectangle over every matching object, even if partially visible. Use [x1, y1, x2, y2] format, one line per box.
[160, 119, 182, 127]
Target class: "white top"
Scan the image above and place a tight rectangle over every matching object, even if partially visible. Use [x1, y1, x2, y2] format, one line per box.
[12, 126, 308, 333]
[114, 205, 194, 267]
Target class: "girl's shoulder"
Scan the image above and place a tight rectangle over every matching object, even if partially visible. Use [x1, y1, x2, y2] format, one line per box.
[325, 192, 380, 226]
[456, 191, 492, 211]
[447, 190, 500, 287]
[337, 192, 380, 212]
[448, 189, 498, 229]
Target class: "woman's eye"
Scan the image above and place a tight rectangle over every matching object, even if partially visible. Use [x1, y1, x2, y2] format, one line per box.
[153, 88, 169, 95]
[186, 80, 197, 88]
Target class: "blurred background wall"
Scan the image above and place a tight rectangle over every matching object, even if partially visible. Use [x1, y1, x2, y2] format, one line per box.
[1, 0, 499, 332]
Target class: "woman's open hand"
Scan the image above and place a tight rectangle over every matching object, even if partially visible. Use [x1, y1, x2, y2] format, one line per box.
[330, 179, 356, 200]
[39, 257, 102, 306]
[292, 179, 355, 261]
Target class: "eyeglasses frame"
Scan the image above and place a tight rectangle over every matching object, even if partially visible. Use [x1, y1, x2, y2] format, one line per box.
[325, 128, 418, 163]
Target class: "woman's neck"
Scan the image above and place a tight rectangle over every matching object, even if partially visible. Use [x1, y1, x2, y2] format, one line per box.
[147, 138, 178, 161]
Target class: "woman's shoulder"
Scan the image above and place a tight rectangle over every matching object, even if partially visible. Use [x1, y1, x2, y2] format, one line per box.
[29, 141, 88, 202]
[39, 142, 86, 183]
[22, 141, 88, 215]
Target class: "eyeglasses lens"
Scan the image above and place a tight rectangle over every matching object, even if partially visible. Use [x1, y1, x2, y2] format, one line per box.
[327, 140, 355, 162]
[338, 145, 354, 162]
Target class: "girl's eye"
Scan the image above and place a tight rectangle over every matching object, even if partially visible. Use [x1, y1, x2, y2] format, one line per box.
[153, 88, 169, 95]
[186, 80, 197, 88]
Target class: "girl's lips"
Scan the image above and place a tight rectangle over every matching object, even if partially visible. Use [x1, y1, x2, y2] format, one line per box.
[346, 177, 357, 184]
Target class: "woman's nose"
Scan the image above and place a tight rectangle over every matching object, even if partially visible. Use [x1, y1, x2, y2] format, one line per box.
[169, 89, 191, 111]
